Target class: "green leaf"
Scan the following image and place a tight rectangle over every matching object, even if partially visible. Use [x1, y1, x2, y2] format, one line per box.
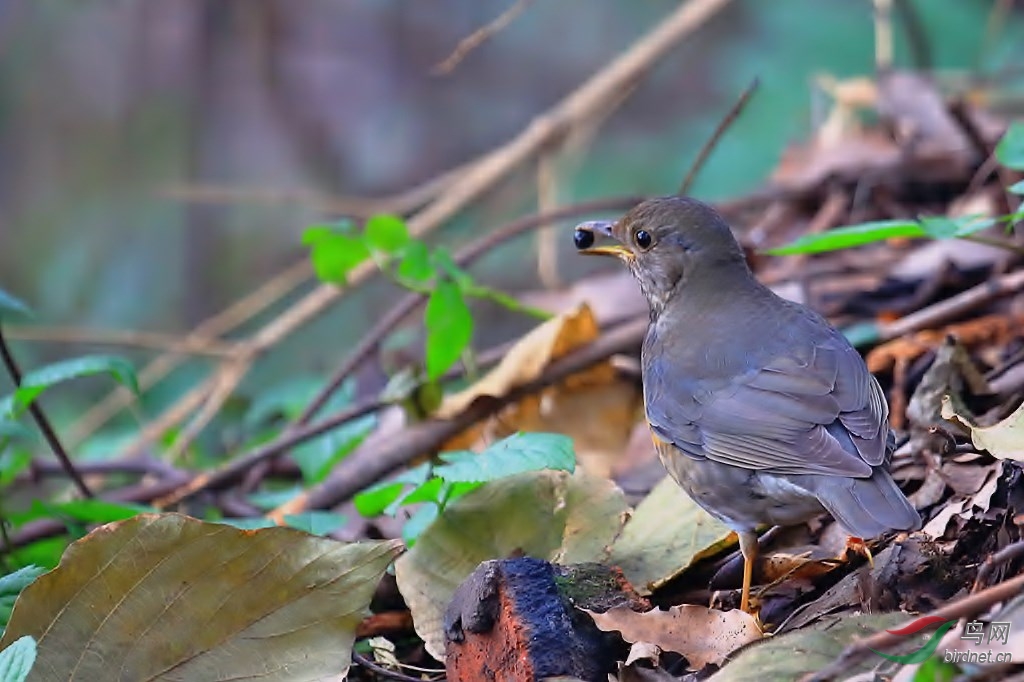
[424, 281, 473, 380]
[246, 486, 302, 511]
[292, 413, 376, 484]
[1009, 180, 1024, 195]
[397, 241, 434, 283]
[364, 215, 409, 253]
[282, 511, 348, 536]
[0, 448, 32, 486]
[0, 566, 46, 634]
[0, 355, 139, 416]
[353, 463, 431, 517]
[0, 636, 36, 682]
[766, 220, 923, 255]
[433, 432, 576, 483]
[401, 504, 439, 546]
[217, 517, 278, 530]
[48, 499, 151, 525]
[303, 226, 370, 284]
[995, 121, 1024, 170]
[0, 288, 30, 321]
[917, 215, 962, 239]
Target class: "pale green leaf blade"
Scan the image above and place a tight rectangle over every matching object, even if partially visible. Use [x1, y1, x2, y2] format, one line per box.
[0, 636, 36, 682]
[434, 432, 576, 483]
[607, 475, 735, 595]
[765, 220, 923, 255]
[996, 121, 1024, 170]
[0, 288, 30, 321]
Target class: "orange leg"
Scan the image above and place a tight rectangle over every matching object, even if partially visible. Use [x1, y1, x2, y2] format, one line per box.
[738, 531, 759, 613]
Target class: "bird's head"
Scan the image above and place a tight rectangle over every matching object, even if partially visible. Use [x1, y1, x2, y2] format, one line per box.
[573, 196, 749, 315]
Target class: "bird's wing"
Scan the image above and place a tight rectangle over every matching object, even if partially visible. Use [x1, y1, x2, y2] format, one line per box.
[645, 335, 888, 478]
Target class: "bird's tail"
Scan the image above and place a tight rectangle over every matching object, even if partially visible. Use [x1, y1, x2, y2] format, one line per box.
[812, 469, 921, 538]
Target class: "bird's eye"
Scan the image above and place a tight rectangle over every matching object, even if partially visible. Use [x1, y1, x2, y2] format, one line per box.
[634, 230, 653, 249]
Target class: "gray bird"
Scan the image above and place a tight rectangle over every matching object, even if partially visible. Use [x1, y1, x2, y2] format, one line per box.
[574, 196, 920, 612]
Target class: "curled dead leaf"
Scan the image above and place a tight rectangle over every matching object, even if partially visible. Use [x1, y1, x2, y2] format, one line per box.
[587, 604, 762, 671]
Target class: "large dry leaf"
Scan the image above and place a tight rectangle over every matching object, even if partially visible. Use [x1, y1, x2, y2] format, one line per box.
[607, 475, 734, 594]
[0, 513, 402, 682]
[588, 605, 762, 670]
[435, 305, 641, 477]
[706, 612, 907, 681]
[394, 470, 628, 660]
[943, 395, 1024, 462]
[438, 304, 606, 418]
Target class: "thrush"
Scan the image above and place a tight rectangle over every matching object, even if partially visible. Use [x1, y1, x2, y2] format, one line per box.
[574, 196, 920, 613]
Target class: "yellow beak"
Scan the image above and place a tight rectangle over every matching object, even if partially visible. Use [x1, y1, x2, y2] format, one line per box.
[573, 220, 633, 259]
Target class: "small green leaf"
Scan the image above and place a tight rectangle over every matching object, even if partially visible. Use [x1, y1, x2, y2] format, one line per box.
[0, 567, 45, 634]
[45, 499, 150, 525]
[401, 504, 439, 546]
[766, 220, 923, 255]
[917, 215, 962, 239]
[424, 281, 473, 380]
[353, 463, 431, 517]
[0, 449, 33, 486]
[303, 226, 371, 283]
[246, 486, 302, 511]
[401, 477, 446, 505]
[397, 241, 434, 283]
[0, 288, 30, 321]
[292, 414, 376, 484]
[433, 432, 576, 483]
[3, 355, 139, 415]
[216, 517, 278, 530]
[282, 511, 347, 536]
[354, 482, 407, 517]
[365, 215, 409, 253]
[0, 636, 36, 682]
[996, 121, 1024, 170]
[0, 421, 32, 443]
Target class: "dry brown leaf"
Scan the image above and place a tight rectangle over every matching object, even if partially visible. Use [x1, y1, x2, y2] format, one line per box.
[436, 303, 642, 476]
[438, 304, 604, 418]
[587, 605, 762, 671]
[943, 395, 1024, 463]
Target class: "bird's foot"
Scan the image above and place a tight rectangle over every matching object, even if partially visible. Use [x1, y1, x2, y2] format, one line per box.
[839, 536, 874, 567]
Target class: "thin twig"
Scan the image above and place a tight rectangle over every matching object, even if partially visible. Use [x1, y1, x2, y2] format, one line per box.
[805, 571, 1024, 682]
[972, 538, 1024, 592]
[678, 77, 759, 195]
[0, 327, 92, 498]
[4, 326, 240, 357]
[352, 651, 444, 682]
[432, 0, 534, 76]
[878, 269, 1024, 342]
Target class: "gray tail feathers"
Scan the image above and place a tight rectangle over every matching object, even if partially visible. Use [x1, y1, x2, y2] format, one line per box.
[811, 469, 921, 538]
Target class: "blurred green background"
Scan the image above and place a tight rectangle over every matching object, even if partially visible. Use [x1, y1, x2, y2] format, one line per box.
[1, 0, 1022, 436]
